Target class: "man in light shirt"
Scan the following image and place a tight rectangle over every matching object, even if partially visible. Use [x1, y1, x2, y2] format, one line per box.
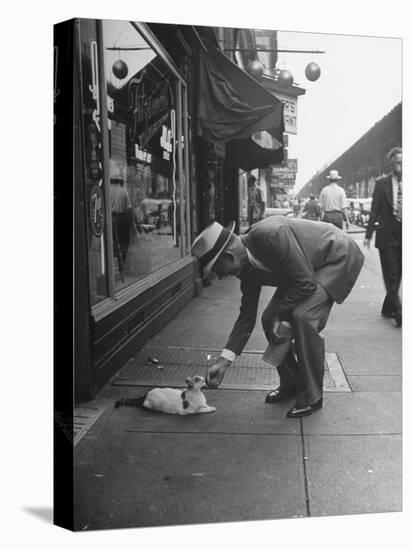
[319, 170, 350, 230]
[364, 147, 402, 327]
[191, 216, 364, 418]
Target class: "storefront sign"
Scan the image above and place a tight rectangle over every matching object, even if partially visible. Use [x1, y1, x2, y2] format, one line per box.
[273, 92, 298, 135]
[89, 184, 105, 237]
[128, 79, 170, 145]
[271, 169, 294, 176]
[287, 158, 298, 172]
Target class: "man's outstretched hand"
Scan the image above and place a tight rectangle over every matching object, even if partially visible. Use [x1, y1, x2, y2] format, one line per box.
[206, 357, 231, 389]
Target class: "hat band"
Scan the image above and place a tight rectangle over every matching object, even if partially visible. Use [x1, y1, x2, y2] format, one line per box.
[198, 227, 232, 268]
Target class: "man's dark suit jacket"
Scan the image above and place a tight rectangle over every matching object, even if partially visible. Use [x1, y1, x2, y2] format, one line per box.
[225, 217, 365, 355]
[365, 173, 400, 249]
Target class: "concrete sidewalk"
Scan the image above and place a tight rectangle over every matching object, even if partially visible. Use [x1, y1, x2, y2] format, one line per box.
[73, 232, 402, 531]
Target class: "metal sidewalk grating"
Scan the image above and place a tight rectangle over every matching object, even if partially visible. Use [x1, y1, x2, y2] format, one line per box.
[73, 405, 107, 447]
[112, 347, 351, 392]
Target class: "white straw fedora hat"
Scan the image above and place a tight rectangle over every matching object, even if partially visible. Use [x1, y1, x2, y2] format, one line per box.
[326, 169, 342, 180]
[191, 221, 235, 278]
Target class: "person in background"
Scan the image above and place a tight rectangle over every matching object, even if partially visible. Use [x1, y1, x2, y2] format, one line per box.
[302, 194, 321, 221]
[256, 178, 266, 220]
[291, 197, 299, 217]
[110, 177, 135, 266]
[319, 170, 350, 230]
[247, 175, 263, 227]
[191, 216, 364, 418]
[363, 147, 402, 327]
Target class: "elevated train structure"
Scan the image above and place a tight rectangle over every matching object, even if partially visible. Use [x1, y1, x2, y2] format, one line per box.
[298, 102, 401, 200]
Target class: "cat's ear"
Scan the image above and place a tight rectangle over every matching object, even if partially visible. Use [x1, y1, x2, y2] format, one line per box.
[193, 375, 205, 387]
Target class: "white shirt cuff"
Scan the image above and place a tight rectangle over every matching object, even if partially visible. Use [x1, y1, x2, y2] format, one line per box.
[221, 349, 237, 362]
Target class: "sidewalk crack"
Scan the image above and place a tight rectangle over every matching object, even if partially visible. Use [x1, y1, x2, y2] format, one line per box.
[299, 418, 311, 517]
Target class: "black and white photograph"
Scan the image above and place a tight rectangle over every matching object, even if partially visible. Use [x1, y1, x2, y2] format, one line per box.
[3, 0, 410, 547]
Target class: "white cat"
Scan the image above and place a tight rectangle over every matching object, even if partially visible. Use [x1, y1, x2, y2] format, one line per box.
[115, 375, 216, 415]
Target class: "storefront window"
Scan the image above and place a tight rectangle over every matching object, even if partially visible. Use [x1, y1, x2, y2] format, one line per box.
[79, 19, 109, 306]
[103, 20, 184, 292]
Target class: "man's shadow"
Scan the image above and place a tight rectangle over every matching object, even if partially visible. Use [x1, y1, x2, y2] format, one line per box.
[23, 507, 53, 524]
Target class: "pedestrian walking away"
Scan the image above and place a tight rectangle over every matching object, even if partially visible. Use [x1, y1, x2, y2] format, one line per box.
[302, 193, 321, 221]
[364, 147, 402, 327]
[191, 216, 365, 418]
[319, 170, 350, 230]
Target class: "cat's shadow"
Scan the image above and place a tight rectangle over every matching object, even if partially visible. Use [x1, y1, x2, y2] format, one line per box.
[23, 506, 53, 524]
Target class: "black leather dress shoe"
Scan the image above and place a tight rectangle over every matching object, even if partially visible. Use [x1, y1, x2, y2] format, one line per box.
[265, 386, 297, 404]
[286, 398, 323, 418]
[394, 311, 402, 327]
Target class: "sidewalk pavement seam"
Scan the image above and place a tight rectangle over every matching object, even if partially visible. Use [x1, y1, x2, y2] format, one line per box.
[122, 430, 304, 436]
[121, 430, 401, 436]
[299, 418, 311, 517]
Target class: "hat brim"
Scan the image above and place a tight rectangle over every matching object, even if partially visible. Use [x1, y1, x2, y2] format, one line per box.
[202, 221, 236, 279]
[326, 176, 342, 180]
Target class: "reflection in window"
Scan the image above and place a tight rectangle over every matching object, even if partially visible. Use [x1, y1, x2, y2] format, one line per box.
[79, 19, 109, 306]
[103, 20, 183, 292]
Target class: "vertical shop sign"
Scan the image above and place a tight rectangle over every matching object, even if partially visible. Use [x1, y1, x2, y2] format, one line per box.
[79, 18, 109, 303]
[273, 91, 298, 134]
[86, 40, 105, 232]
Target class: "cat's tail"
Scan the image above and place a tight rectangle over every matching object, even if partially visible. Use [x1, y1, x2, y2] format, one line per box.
[114, 394, 147, 409]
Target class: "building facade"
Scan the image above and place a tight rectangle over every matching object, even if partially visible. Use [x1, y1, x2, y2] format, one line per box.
[55, 19, 286, 402]
[298, 103, 402, 199]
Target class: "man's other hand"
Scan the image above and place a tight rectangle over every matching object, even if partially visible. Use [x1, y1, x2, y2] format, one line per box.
[206, 357, 231, 389]
[263, 316, 286, 344]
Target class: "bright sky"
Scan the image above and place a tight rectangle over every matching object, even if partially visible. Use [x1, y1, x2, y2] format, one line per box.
[277, 30, 402, 191]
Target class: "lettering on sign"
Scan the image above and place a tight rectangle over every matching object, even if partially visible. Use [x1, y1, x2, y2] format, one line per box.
[128, 77, 170, 144]
[160, 124, 173, 153]
[274, 92, 298, 135]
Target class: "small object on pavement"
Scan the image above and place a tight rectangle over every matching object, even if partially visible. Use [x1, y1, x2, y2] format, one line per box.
[146, 356, 159, 365]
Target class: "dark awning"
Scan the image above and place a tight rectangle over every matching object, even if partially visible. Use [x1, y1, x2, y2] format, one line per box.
[197, 41, 284, 169]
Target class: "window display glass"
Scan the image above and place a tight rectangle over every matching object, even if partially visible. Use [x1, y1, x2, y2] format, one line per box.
[103, 20, 184, 292]
[79, 19, 109, 306]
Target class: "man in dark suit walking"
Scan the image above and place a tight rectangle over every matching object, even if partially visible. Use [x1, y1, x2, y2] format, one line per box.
[364, 147, 402, 327]
[191, 216, 364, 418]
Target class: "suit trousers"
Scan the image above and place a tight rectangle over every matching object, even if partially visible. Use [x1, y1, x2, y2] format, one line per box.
[264, 284, 334, 405]
[378, 223, 402, 315]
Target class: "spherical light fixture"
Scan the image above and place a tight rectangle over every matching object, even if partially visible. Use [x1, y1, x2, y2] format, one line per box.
[246, 60, 264, 81]
[305, 62, 321, 82]
[112, 59, 128, 80]
[278, 69, 294, 87]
